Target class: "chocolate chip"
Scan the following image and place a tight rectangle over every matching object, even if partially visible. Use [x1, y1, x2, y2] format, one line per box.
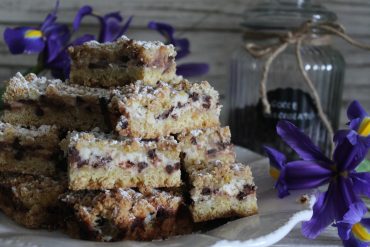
[204, 95, 211, 103]
[177, 102, 185, 108]
[202, 95, 212, 109]
[88, 60, 110, 69]
[12, 138, 25, 160]
[171, 114, 178, 120]
[236, 184, 256, 200]
[99, 97, 112, 130]
[179, 152, 186, 161]
[14, 150, 24, 160]
[131, 217, 144, 230]
[58, 128, 69, 139]
[35, 106, 44, 116]
[85, 106, 93, 112]
[2, 103, 11, 110]
[68, 147, 85, 168]
[174, 162, 181, 170]
[190, 92, 199, 101]
[91, 156, 113, 168]
[76, 96, 85, 106]
[190, 136, 197, 145]
[95, 217, 108, 227]
[157, 106, 174, 120]
[142, 138, 159, 142]
[120, 55, 130, 63]
[12, 138, 21, 150]
[201, 187, 212, 195]
[156, 207, 170, 221]
[207, 149, 217, 155]
[217, 141, 230, 150]
[39, 95, 47, 104]
[148, 149, 157, 159]
[119, 120, 128, 129]
[126, 161, 135, 168]
[137, 162, 148, 172]
[165, 165, 174, 174]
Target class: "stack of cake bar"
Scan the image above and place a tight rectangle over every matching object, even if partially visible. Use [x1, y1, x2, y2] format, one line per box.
[0, 36, 257, 241]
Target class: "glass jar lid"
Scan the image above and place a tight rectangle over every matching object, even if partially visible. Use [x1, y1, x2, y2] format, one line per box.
[242, 0, 337, 30]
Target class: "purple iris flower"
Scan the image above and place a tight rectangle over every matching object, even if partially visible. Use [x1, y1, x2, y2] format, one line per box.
[347, 100, 370, 135]
[73, 5, 133, 43]
[264, 120, 370, 239]
[3, 1, 61, 55]
[335, 202, 370, 247]
[147, 21, 209, 77]
[3, 1, 95, 79]
[335, 101, 370, 149]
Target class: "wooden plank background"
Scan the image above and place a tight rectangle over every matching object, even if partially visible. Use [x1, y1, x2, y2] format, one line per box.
[0, 0, 369, 126]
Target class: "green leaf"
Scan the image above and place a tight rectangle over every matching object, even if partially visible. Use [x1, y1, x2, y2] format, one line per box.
[356, 159, 370, 172]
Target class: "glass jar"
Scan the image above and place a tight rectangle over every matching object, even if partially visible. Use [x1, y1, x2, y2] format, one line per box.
[228, 0, 345, 158]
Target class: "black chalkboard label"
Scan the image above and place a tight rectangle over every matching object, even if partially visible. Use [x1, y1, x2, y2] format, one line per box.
[258, 88, 317, 126]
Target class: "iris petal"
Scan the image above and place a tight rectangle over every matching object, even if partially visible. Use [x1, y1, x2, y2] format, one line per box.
[302, 188, 336, 239]
[334, 136, 370, 171]
[73, 5, 93, 31]
[40, 0, 59, 31]
[46, 24, 70, 63]
[351, 172, 370, 198]
[25, 30, 42, 38]
[342, 234, 369, 247]
[118, 16, 133, 38]
[358, 117, 370, 137]
[276, 121, 332, 163]
[99, 12, 132, 42]
[302, 177, 359, 239]
[341, 202, 367, 225]
[284, 160, 332, 190]
[4, 27, 45, 54]
[176, 63, 209, 77]
[99, 12, 122, 42]
[174, 38, 190, 59]
[264, 146, 286, 171]
[353, 222, 370, 242]
[147, 21, 175, 43]
[334, 129, 358, 146]
[347, 100, 368, 122]
[336, 222, 352, 241]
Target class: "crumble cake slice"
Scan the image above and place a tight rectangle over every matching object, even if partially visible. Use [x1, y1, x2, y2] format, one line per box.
[2, 73, 111, 132]
[109, 79, 221, 138]
[63, 131, 181, 190]
[178, 126, 236, 171]
[0, 122, 62, 176]
[60, 188, 183, 241]
[188, 161, 257, 222]
[0, 172, 67, 229]
[68, 36, 177, 88]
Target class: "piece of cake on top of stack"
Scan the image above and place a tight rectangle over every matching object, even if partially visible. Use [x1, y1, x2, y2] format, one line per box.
[0, 35, 257, 241]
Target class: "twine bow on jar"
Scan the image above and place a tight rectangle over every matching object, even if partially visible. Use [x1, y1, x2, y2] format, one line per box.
[245, 20, 370, 151]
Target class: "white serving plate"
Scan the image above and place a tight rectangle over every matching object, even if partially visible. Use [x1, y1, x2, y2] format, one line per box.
[0, 146, 314, 247]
